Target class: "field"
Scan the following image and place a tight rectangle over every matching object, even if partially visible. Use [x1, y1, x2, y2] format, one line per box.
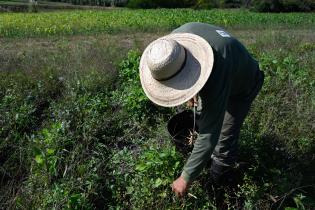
[1, 9, 315, 37]
[0, 9, 315, 209]
[0, 0, 110, 12]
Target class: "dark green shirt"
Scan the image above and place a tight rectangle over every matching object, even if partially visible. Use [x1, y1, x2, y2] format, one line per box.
[172, 22, 260, 182]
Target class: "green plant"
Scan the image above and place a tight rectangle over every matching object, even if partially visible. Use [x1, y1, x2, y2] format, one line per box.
[1, 9, 314, 38]
[251, 0, 314, 12]
[127, 0, 196, 8]
[252, 0, 283, 12]
[110, 146, 184, 209]
[32, 122, 64, 185]
[1, 10, 315, 209]
[111, 50, 173, 121]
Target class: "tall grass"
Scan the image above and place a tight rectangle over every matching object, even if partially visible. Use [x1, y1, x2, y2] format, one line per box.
[0, 9, 315, 37]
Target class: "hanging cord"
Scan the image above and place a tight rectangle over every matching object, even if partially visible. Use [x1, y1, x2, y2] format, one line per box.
[187, 94, 199, 146]
[192, 94, 198, 133]
[193, 105, 196, 133]
[182, 94, 199, 147]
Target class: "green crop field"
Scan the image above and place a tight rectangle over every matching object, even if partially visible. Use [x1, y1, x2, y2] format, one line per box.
[1, 9, 315, 37]
[0, 9, 314, 209]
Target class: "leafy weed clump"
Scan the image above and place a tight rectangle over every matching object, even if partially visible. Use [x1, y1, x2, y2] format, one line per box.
[1, 44, 314, 209]
[0, 69, 64, 207]
[111, 50, 173, 122]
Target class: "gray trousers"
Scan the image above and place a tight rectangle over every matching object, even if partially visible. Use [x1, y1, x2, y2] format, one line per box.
[211, 70, 264, 169]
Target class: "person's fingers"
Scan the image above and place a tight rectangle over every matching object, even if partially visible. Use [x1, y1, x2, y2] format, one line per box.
[188, 98, 196, 107]
[180, 189, 185, 197]
[174, 191, 179, 197]
[174, 189, 184, 198]
[178, 192, 182, 198]
[178, 192, 183, 198]
[180, 191, 186, 198]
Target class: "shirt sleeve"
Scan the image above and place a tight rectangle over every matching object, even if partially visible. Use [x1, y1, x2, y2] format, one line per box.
[181, 60, 232, 183]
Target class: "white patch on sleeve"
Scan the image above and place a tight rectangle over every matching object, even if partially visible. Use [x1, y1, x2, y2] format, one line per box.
[216, 30, 231, 38]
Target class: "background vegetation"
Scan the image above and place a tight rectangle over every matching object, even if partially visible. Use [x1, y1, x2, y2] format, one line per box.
[0, 8, 314, 210]
[0, 0, 315, 11]
[1, 9, 315, 38]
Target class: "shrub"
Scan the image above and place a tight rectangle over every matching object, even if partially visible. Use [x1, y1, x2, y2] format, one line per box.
[127, 0, 156, 8]
[111, 0, 129, 7]
[127, 0, 197, 8]
[111, 50, 173, 122]
[193, 0, 218, 9]
[281, 0, 314, 12]
[109, 145, 185, 209]
[252, 0, 315, 12]
[127, 0, 244, 9]
[251, 0, 283, 12]
[12, 71, 113, 209]
[0, 69, 64, 208]
[222, 0, 242, 8]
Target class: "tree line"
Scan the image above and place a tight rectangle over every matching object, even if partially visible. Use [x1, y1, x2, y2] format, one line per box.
[41, 0, 315, 11]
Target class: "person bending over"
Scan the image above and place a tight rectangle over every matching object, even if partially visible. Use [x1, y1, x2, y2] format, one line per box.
[139, 22, 264, 197]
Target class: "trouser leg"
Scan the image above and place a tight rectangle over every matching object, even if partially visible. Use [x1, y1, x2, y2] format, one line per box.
[209, 98, 254, 186]
[211, 97, 252, 167]
[209, 98, 252, 186]
[210, 70, 264, 183]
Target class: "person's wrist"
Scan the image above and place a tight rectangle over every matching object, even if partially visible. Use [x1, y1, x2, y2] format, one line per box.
[181, 171, 191, 183]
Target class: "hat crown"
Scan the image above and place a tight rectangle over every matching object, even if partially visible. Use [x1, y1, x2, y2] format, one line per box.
[146, 38, 186, 80]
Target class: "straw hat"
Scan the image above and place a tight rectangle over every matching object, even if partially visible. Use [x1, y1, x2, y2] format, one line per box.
[139, 33, 214, 107]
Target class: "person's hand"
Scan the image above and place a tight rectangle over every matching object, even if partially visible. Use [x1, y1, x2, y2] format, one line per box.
[171, 176, 189, 197]
[186, 95, 198, 108]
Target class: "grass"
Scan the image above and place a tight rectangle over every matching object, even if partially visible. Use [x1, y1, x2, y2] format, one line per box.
[0, 9, 315, 209]
[0, 0, 111, 12]
[0, 9, 315, 37]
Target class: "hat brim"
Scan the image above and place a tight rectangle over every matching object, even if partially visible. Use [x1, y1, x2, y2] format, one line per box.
[140, 33, 214, 107]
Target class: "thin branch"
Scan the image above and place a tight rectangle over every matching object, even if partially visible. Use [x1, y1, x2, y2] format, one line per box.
[275, 184, 314, 210]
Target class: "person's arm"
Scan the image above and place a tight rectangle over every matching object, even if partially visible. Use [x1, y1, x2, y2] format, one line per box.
[171, 77, 230, 197]
[181, 93, 227, 183]
[181, 59, 232, 183]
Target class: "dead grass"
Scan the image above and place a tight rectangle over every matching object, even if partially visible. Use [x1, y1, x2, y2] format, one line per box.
[1, 28, 314, 74]
[0, 28, 314, 110]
